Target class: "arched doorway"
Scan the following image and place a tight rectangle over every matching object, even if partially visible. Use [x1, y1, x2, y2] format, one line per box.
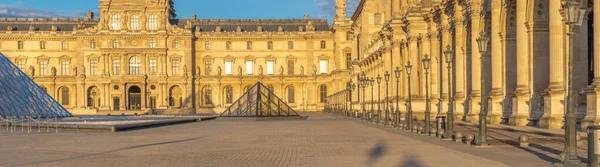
[87, 86, 101, 108]
[128, 86, 142, 110]
[169, 85, 182, 107]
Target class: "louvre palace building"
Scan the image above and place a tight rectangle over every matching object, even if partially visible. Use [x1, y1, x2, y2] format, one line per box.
[2, 0, 600, 130]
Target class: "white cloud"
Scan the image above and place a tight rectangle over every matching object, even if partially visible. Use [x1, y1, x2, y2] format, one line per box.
[313, 0, 360, 21]
[0, 5, 87, 18]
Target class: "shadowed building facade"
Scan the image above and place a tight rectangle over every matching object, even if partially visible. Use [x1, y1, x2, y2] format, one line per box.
[0, 0, 346, 115]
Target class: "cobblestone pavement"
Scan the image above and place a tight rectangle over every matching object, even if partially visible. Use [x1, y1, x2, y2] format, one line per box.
[0, 113, 558, 167]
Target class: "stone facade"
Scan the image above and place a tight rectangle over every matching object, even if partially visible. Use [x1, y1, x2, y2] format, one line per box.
[329, 0, 599, 130]
[0, 0, 344, 115]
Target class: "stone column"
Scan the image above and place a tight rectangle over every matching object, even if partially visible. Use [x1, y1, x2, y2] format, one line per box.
[584, 2, 600, 129]
[121, 83, 127, 110]
[468, 4, 482, 123]
[429, 32, 440, 117]
[540, 0, 565, 129]
[439, 15, 451, 115]
[488, 0, 503, 124]
[509, 0, 530, 126]
[454, 8, 467, 121]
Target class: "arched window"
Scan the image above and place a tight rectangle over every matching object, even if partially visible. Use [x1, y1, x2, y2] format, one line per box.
[225, 86, 233, 104]
[247, 41, 252, 50]
[87, 86, 100, 108]
[169, 86, 182, 107]
[130, 15, 139, 30]
[319, 85, 327, 103]
[148, 14, 157, 30]
[320, 40, 326, 49]
[287, 86, 295, 103]
[204, 86, 213, 105]
[129, 56, 141, 75]
[374, 13, 382, 25]
[59, 87, 69, 105]
[40, 41, 46, 49]
[111, 14, 120, 30]
[288, 41, 294, 50]
[113, 40, 119, 48]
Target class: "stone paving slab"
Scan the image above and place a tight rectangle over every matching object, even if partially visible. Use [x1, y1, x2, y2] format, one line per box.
[0, 112, 565, 167]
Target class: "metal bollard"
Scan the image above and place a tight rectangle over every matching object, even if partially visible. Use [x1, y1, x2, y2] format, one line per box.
[588, 126, 600, 167]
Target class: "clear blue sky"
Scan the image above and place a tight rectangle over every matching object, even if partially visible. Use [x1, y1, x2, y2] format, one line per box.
[0, 0, 359, 23]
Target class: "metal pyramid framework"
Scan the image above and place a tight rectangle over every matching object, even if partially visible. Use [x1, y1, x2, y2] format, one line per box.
[220, 82, 301, 118]
[0, 52, 72, 118]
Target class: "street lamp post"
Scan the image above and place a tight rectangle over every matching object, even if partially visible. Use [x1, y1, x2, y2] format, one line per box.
[444, 44, 455, 138]
[346, 82, 351, 117]
[394, 67, 401, 129]
[376, 74, 382, 124]
[405, 62, 413, 131]
[361, 73, 367, 120]
[384, 71, 390, 126]
[370, 78, 375, 122]
[352, 82, 356, 118]
[561, 1, 583, 165]
[422, 54, 431, 135]
[476, 32, 489, 146]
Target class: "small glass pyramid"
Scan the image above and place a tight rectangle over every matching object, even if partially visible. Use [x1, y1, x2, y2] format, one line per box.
[0, 52, 72, 118]
[220, 82, 300, 117]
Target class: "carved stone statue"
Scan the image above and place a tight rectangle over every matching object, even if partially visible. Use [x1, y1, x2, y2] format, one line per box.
[6, 25, 12, 31]
[279, 66, 284, 75]
[217, 66, 222, 76]
[238, 66, 242, 75]
[236, 26, 242, 32]
[73, 66, 77, 76]
[28, 66, 34, 76]
[277, 26, 283, 32]
[197, 66, 201, 75]
[258, 65, 263, 75]
[335, 0, 347, 19]
[81, 66, 86, 76]
[51, 25, 57, 31]
[184, 20, 192, 29]
[183, 65, 188, 75]
[29, 25, 35, 31]
[51, 67, 56, 76]
[306, 21, 315, 31]
[257, 26, 263, 32]
[77, 20, 85, 29]
[312, 65, 317, 75]
[300, 65, 304, 75]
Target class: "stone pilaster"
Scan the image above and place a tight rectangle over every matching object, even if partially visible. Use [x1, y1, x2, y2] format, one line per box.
[453, 5, 466, 121]
[583, 1, 600, 129]
[509, 0, 530, 127]
[487, 0, 503, 124]
[467, 3, 482, 123]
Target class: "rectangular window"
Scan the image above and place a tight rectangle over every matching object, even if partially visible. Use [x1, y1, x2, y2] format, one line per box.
[204, 60, 212, 75]
[17, 41, 23, 50]
[266, 60, 275, 75]
[268, 41, 273, 50]
[40, 41, 46, 49]
[225, 61, 233, 75]
[172, 59, 180, 75]
[205, 41, 211, 50]
[149, 40, 155, 48]
[226, 41, 232, 50]
[288, 41, 294, 50]
[346, 53, 352, 69]
[172, 40, 178, 49]
[113, 40, 119, 48]
[112, 59, 120, 75]
[90, 60, 98, 75]
[90, 40, 96, 48]
[149, 59, 157, 75]
[320, 41, 326, 49]
[319, 60, 328, 74]
[287, 60, 294, 75]
[39, 61, 47, 76]
[16, 60, 25, 71]
[247, 41, 252, 50]
[61, 61, 69, 76]
[62, 41, 68, 50]
[246, 60, 254, 75]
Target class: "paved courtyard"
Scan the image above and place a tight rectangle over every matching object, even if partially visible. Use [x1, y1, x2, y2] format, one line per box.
[0, 112, 567, 167]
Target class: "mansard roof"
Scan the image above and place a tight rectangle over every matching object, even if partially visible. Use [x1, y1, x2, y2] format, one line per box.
[0, 18, 99, 31]
[171, 19, 330, 32]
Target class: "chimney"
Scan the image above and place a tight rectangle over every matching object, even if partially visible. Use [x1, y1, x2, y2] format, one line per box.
[192, 14, 197, 20]
[87, 12, 94, 19]
[304, 14, 308, 20]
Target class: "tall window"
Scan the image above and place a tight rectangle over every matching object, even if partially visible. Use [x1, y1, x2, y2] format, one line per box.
[225, 86, 233, 104]
[16, 60, 25, 71]
[60, 87, 69, 105]
[90, 60, 98, 75]
[90, 40, 96, 48]
[226, 41, 232, 50]
[61, 61, 69, 75]
[17, 41, 23, 49]
[247, 41, 252, 50]
[287, 60, 294, 75]
[149, 40, 155, 48]
[319, 85, 327, 102]
[39, 61, 47, 76]
[319, 59, 328, 74]
[112, 59, 120, 75]
[172, 59, 180, 75]
[225, 61, 233, 75]
[172, 40, 178, 48]
[205, 86, 213, 104]
[205, 41, 211, 50]
[266, 60, 274, 75]
[129, 57, 141, 75]
[62, 41, 68, 50]
[268, 41, 273, 50]
[148, 14, 157, 30]
[204, 60, 212, 75]
[246, 60, 254, 75]
[320, 40, 326, 49]
[374, 13, 382, 25]
[113, 40, 119, 48]
[149, 59, 157, 75]
[130, 15, 139, 30]
[40, 41, 46, 49]
[346, 32, 352, 41]
[288, 41, 294, 50]
[346, 53, 352, 69]
[287, 86, 295, 103]
[111, 14, 120, 30]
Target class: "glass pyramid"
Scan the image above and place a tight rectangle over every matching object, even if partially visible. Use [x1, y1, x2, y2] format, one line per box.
[220, 82, 300, 117]
[0, 52, 72, 118]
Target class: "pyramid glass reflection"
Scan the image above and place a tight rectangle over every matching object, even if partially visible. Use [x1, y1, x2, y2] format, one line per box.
[220, 82, 300, 117]
[0, 52, 72, 118]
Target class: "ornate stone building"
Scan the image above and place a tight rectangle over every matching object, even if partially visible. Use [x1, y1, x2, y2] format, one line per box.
[0, 0, 342, 115]
[329, 0, 599, 130]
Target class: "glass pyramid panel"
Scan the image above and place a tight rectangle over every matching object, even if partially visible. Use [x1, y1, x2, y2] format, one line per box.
[0, 52, 72, 118]
[220, 82, 300, 117]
